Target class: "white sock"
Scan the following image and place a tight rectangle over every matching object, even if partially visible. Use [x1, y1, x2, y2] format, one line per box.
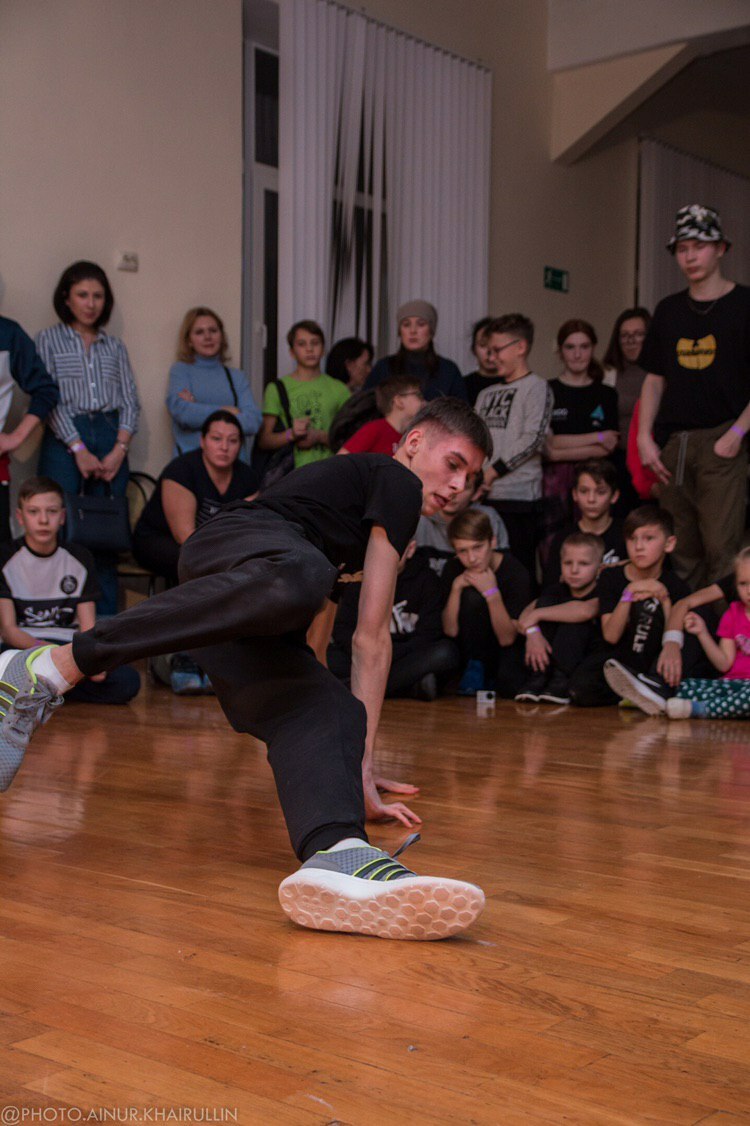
[327, 837, 369, 852]
[29, 648, 73, 694]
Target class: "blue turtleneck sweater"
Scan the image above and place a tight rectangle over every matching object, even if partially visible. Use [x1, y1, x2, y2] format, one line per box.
[167, 354, 262, 456]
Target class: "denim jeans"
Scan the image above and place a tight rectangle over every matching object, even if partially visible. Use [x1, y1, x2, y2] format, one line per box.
[39, 412, 130, 615]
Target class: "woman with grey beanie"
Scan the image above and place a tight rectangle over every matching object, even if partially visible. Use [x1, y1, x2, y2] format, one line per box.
[366, 300, 467, 400]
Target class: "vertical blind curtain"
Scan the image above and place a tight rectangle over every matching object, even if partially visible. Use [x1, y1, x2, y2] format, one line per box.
[278, 0, 491, 370]
[638, 137, 750, 312]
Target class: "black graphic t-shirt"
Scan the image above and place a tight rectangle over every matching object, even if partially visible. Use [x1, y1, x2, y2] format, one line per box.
[596, 563, 689, 669]
[0, 538, 100, 641]
[639, 284, 750, 444]
[548, 379, 619, 436]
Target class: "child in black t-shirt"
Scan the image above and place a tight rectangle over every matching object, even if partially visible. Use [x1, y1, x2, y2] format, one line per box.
[542, 459, 625, 589]
[0, 477, 139, 706]
[576, 505, 706, 707]
[0, 400, 492, 943]
[541, 320, 619, 560]
[516, 532, 602, 704]
[328, 541, 459, 700]
[442, 509, 531, 697]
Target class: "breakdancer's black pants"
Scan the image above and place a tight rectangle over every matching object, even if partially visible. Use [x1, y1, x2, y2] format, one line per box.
[73, 508, 368, 860]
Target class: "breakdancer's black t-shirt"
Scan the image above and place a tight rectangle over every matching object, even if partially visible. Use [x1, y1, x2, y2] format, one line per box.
[230, 453, 423, 574]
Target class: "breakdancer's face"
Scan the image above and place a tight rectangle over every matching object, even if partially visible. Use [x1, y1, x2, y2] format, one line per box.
[395, 426, 485, 516]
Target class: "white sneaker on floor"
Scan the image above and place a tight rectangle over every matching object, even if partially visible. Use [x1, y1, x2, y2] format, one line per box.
[666, 697, 693, 719]
[278, 833, 485, 940]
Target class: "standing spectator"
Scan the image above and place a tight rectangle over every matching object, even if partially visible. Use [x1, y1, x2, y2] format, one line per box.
[638, 204, 750, 587]
[603, 307, 652, 449]
[541, 319, 618, 560]
[166, 306, 262, 458]
[474, 313, 552, 576]
[36, 261, 141, 616]
[603, 306, 652, 512]
[463, 317, 499, 406]
[257, 321, 350, 470]
[0, 317, 59, 541]
[326, 337, 373, 391]
[366, 301, 467, 400]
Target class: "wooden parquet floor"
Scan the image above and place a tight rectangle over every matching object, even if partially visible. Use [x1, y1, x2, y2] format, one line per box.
[1, 675, 750, 1124]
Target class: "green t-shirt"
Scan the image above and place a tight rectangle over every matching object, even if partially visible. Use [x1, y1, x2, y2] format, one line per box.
[263, 373, 350, 468]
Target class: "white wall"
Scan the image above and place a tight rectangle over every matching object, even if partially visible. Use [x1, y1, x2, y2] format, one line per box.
[0, 0, 243, 478]
[548, 0, 750, 70]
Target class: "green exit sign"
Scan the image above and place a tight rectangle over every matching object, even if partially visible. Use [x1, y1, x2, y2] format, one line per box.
[544, 266, 569, 293]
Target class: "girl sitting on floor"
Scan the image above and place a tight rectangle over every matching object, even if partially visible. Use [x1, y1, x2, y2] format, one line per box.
[666, 547, 750, 719]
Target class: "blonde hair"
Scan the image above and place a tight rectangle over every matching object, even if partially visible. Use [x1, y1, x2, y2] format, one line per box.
[176, 306, 229, 364]
[734, 546, 750, 572]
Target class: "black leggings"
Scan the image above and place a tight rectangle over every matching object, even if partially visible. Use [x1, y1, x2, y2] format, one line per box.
[73, 508, 367, 860]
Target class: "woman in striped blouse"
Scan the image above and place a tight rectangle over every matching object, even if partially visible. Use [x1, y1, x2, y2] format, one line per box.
[36, 260, 141, 614]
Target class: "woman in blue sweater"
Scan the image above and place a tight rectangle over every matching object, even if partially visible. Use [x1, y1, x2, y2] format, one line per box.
[365, 300, 467, 401]
[166, 307, 262, 458]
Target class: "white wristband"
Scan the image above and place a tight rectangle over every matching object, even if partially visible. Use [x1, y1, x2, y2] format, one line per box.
[662, 629, 684, 648]
[525, 625, 540, 635]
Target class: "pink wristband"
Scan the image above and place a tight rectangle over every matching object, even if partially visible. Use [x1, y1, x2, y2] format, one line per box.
[483, 585, 499, 600]
[525, 625, 540, 635]
[731, 424, 746, 438]
[596, 432, 604, 443]
[285, 428, 294, 442]
[620, 590, 634, 603]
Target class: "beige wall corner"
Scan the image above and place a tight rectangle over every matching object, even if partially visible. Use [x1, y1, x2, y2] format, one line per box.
[551, 42, 693, 164]
[0, 0, 244, 478]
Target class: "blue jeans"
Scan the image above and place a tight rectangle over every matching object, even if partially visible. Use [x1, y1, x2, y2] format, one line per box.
[39, 412, 130, 616]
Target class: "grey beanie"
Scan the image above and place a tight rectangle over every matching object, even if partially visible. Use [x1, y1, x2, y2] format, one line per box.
[396, 300, 438, 335]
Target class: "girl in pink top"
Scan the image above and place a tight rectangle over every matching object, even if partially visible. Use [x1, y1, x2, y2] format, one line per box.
[667, 547, 750, 718]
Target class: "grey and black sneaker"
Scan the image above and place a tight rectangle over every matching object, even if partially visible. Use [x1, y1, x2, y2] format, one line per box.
[604, 660, 670, 715]
[278, 832, 485, 940]
[0, 647, 64, 791]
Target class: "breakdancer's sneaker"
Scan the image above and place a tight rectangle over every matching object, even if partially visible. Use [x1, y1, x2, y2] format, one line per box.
[278, 832, 485, 940]
[0, 647, 64, 791]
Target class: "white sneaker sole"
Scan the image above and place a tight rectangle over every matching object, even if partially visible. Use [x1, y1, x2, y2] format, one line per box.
[604, 661, 666, 715]
[278, 869, 485, 940]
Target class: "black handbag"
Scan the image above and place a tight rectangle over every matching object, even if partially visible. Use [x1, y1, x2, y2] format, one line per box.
[65, 481, 132, 553]
[252, 380, 296, 490]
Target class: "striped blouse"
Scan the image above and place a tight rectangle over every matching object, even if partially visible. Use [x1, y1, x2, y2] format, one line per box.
[35, 323, 141, 446]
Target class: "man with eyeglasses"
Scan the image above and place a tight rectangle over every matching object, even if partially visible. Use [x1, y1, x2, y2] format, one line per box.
[473, 313, 553, 577]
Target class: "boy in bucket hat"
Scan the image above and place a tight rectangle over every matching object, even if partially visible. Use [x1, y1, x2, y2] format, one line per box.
[637, 204, 750, 587]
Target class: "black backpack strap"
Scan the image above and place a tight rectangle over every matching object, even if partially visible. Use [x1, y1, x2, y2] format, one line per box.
[222, 366, 239, 408]
[275, 379, 293, 429]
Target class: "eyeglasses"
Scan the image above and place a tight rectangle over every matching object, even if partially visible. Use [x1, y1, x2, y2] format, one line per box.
[620, 331, 646, 343]
[488, 338, 520, 356]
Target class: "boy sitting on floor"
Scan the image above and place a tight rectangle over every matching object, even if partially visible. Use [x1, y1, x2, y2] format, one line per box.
[541, 459, 625, 589]
[339, 375, 424, 456]
[328, 540, 459, 701]
[442, 509, 531, 697]
[0, 477, 139, 705]
[515, 531, 602, 705]
[576, 505, 709, 707]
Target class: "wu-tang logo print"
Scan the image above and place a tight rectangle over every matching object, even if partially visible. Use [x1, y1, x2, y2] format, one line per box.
[483, 386, 517, 429]
[676, 335, 716, 371]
